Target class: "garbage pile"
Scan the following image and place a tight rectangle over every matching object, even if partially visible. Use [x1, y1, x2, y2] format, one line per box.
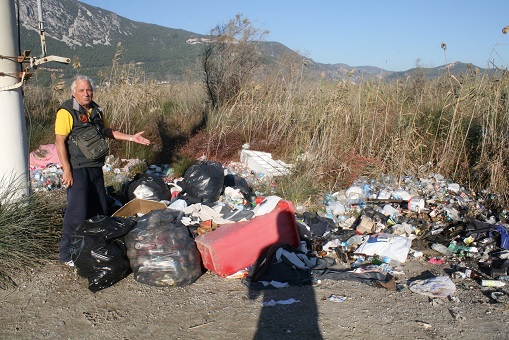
[68, 157, 303, 292]
[30, 164, 64, 191]
[29, 149, 154, 192]
[31, 142, 509, 295]
[297, 173, 509, 293]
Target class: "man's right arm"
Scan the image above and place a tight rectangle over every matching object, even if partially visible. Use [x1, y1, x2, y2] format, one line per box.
[54, 108, 74, 188]
[55, 134, 73, 188]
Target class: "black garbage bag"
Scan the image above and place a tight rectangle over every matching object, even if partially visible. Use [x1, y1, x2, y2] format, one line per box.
[223, 173, 252, 200]
[125, 209, 203, 287]
[127, 173, 171, 201]
[70, 215, 136, 292]
[180, 161, 224, 204]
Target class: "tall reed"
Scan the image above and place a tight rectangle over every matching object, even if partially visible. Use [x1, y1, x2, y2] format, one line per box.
[205, 57, 509, 203]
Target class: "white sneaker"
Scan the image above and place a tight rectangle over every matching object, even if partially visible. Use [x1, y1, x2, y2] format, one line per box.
[63, 260, 75, 267]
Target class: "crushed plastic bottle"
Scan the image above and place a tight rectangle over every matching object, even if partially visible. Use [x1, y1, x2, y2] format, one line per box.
[432, 243, 453, 256]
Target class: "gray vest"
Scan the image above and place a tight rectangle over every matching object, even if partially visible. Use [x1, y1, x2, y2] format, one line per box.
[59, 98, 107, 169]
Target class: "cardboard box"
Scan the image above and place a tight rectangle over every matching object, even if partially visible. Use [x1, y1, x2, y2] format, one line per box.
[112, 198, 167, 218]
[195, 199, 300, 277]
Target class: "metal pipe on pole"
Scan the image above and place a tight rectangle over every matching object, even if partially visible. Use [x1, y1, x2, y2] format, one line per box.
[37, 0, 47, 57]
[0, 0, 30, 201]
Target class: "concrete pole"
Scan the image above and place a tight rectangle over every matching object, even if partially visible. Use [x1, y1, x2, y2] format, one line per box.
[0, 0, 30, 201]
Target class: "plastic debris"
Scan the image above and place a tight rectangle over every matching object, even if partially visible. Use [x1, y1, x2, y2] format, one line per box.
[408, 276, 456, 298]
[327, 294, 347, 302]
[262, 298, 301, 307]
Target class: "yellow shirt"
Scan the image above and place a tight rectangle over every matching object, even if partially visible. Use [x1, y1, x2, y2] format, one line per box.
[54, 108, 110, 136]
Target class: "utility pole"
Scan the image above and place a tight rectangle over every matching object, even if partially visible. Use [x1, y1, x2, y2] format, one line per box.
[0, 0, 69, 203]
[0, 0, 29, 201]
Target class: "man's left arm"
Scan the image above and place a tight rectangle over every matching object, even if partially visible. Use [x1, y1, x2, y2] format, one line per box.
[104, 128, 151, 146]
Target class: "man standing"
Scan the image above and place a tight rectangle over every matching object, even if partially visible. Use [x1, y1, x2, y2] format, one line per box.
[55, 75, 150, 266]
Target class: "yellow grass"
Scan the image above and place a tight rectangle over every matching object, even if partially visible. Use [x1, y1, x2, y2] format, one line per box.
[22, 61, 509, 206]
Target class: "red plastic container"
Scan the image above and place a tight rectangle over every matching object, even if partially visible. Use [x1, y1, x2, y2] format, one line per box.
[194, 199, 300, 277]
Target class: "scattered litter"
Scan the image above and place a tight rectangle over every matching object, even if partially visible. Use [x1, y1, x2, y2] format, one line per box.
[355, 233, 412, 263]
[28, 143, 509, 317]
[429, 297, 444, 306]
[262, 298, 301, 307]
[240, 149, 292, 178]
[491, 291, 508, 303]
[428, 257, 446, 265]
[327, 294, 347, 302]
[408, 276, 456, 298]
[481, 279, 506, 288]
[417, 321, 432, 329]
[189, 320, 214, 329]
[448, 296, 461, 303]
[225, 269, 249, 279]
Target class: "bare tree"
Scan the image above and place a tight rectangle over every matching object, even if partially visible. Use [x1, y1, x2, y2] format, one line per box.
[202, 14, 268, 109]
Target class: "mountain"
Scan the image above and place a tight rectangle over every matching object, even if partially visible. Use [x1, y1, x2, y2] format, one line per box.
[15, 0, 487, 84]
[17, 0, 207, 81]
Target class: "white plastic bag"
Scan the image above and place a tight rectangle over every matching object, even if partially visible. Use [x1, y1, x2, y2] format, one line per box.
[355, 233, 412, 263]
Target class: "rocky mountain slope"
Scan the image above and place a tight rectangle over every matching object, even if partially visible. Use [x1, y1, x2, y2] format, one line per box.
[16, 0, 483, 83]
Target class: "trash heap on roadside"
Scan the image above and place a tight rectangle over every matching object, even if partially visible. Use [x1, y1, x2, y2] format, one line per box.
[300, 173, 509, 297]
[30, 144, 509, 297]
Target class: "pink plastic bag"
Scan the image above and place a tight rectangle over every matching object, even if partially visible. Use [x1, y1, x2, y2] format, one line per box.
[30, 144, 61, 167]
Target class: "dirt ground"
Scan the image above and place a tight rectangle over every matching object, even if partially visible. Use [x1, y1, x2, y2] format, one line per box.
[1, 251, 509, 340]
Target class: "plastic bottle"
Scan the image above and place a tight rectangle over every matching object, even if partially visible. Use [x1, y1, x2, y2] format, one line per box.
[481, 280, 506, 287]
[448, 243, 476, 257]
[328, 201, 346, 215]
[431, 243, 453, 256]
[392, 189, 412, 201]
[323, 192, 333, 205]
[465, 268, 484, 279]
[351, 255, 365, 268]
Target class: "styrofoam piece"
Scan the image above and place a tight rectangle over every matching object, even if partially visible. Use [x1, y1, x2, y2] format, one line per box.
[240, 149, 291, 177]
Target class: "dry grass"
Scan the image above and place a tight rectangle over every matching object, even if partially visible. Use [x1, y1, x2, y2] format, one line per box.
[22, 56, 509, 205]
[204, 58, 509, 204]
[0, 176, 62, 288]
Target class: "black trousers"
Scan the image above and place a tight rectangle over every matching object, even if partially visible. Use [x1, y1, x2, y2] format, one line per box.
[60, 167, 108, 262]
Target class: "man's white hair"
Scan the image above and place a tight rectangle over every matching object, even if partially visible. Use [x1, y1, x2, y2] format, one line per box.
[71, 75, 94, 94]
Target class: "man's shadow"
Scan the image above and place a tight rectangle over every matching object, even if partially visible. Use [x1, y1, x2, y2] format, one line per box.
[249, 284, 322, 339]
[246, 206, 323, 339]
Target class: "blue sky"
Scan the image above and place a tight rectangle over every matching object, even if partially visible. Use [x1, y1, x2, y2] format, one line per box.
[79, 0, 509, 72]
